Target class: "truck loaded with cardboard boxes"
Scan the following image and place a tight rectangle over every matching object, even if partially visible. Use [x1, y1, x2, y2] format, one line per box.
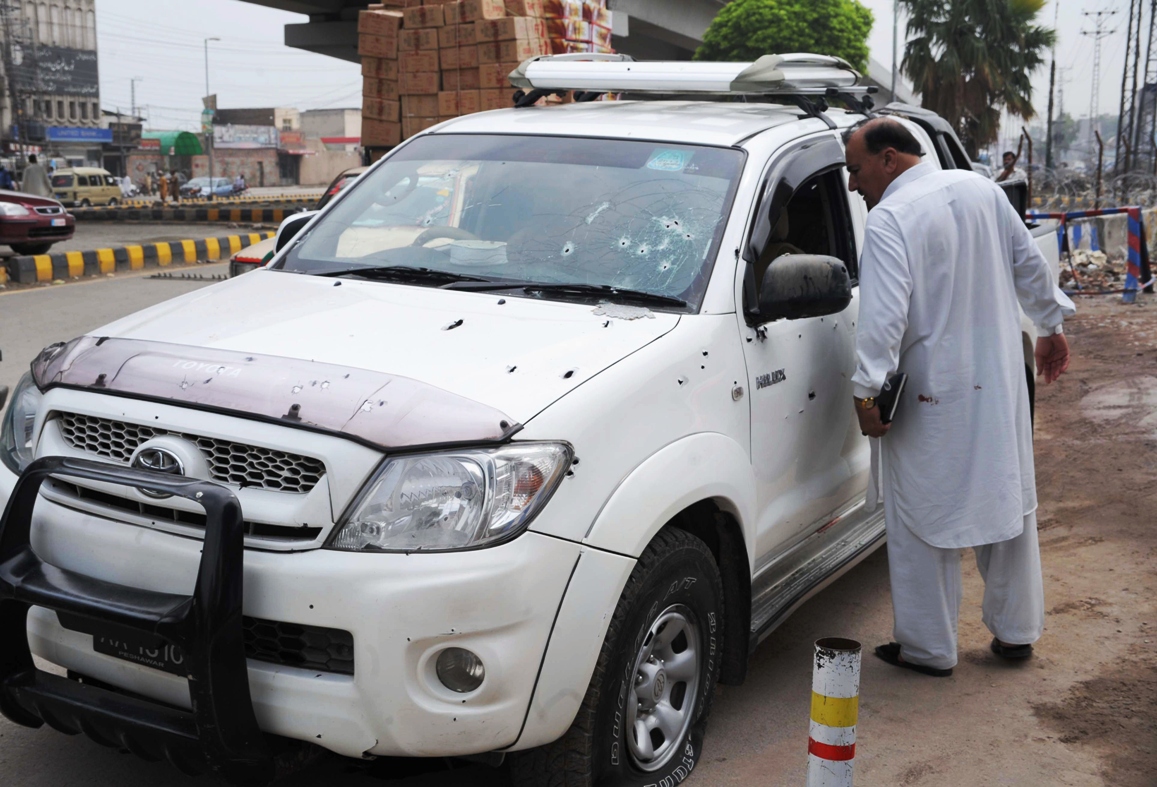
[359, 0, 612, 150]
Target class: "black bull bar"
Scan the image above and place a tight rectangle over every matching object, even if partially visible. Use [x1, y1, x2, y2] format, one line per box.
[0, 456, 276, 784]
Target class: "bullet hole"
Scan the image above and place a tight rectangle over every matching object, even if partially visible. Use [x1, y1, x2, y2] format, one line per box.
[637, 246, 648, 255]
[343, 373, 350, 378]
[499, 420, 510, 429]
[443, 319, 464, 331]
[701, 365, 706, 370]
[677, 377, 687, 386]
[361, 401, 373, 412]
[497, 298, 506, 305]
[562, 242, 574, 255]
[309, 604, 314, 609]
[808, 391, 816, 400]
[562, 369, 576, 379]
[179, 380, 190, 390]
[572, 457, 580, 465]
[702, 351, 709, 356]
[619, 237, 629, 248]
[333, 281, 342, 287]
[507, 365, 517, 373]
[203, 378, 212, 384]
[321, 381, 330, 389]
[974, 385, 983, 390]
[292, 385, 303, 394]
[566, 470, 575, 477]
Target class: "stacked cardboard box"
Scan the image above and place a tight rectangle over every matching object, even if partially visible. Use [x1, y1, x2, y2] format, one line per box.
[361, 0, 613, 147]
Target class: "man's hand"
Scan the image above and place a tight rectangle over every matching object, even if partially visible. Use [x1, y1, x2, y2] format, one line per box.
[1035, 333, 1070, 384]
[854, 400, 891, 438]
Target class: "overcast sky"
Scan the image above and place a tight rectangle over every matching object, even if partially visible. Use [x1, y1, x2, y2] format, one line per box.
[96, 0, 1127, 138]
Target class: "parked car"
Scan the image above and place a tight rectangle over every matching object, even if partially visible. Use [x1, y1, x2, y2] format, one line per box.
[0, 54, 1057, 786]
[50, 167, 122, 207]
[0, 189, 75, 254]
[228, 166, 367, 277]
[180, 177, 235, 199]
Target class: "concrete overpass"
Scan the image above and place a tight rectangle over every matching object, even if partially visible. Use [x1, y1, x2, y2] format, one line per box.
[238, 0, 729, 63]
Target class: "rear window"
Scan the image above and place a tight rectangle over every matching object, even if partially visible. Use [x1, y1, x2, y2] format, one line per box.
[51, 174, 72, 188]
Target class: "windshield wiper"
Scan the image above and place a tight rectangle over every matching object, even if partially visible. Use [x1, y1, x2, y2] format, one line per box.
[310, 265, 491, 284]
[444, 280, 688, 309]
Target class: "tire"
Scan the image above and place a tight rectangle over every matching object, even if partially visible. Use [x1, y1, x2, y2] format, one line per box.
[79, 198, 91, 208]
[10, 242, 52, 255]
[510, 528, 724, 787]
[108, 197, 118, 207]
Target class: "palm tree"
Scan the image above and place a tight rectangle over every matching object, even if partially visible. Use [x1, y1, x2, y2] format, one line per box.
[900, 0, 1055, 158]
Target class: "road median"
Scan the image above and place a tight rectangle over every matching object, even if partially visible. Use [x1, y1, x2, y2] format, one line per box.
[0, 230, 275, 285]
[71, 205, 306, 223]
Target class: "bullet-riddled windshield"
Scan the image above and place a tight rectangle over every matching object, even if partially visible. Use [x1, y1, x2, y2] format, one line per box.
[278, 134, 744, 310]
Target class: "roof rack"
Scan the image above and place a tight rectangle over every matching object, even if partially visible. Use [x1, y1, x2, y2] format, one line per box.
[508, 53, 864, 96]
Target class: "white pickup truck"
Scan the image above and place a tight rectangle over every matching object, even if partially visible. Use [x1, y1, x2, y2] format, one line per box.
[0, 55, 1057, 786]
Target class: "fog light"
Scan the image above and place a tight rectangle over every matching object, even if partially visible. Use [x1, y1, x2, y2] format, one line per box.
[436, 647, 485, 693]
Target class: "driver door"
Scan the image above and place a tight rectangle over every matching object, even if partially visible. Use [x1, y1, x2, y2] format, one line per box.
[739, 134, 867, 570]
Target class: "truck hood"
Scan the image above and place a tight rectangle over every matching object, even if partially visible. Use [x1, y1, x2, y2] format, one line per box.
[85, 269, 680, 429]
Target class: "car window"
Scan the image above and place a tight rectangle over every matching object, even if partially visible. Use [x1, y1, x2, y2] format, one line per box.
[77, 175, 89, 187]
[281, 134, 744, 309]
[104, 175, 117, 187]
[51, 174, 72, 188]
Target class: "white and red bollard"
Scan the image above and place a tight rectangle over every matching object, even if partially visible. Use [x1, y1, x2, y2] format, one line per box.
[807, 638, 861, 786]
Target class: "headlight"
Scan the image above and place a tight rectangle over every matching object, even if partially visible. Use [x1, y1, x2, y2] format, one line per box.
[0, 202, 31, 217]
[330, 443, 572, 552]
[1, 373, 42, 474]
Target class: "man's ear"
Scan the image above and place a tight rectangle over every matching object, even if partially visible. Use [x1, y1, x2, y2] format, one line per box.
[881, 148, 896, 173]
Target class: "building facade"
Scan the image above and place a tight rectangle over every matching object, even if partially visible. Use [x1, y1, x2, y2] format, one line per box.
[0, 0, 103, 163]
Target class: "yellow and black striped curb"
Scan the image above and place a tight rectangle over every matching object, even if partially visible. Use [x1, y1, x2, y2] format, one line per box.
[72, 205, 307, 223]
[1, 231, 275, 285]
[87, 194, 322, 210]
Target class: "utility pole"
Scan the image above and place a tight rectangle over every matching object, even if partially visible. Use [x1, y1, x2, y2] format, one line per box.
[891, 0, 899, 100]
[1046, 2, 1059, 172]
[1082, 10, 1117, 161]
[130, 77, 142, 118]
[1116, 0, 1143, 174]
[1138, 0, 1157, 173]
[203, 37, 219, 201]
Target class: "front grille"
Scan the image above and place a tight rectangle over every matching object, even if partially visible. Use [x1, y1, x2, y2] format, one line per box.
[244, 617, 355, 675]
[57, 412, 325, 493]
[34, 206, 64, 215]
[48, 480, 323, 543]
[28, 226, 71, 238]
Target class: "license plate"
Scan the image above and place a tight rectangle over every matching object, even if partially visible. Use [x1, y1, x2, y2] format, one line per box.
[51, 218, 66, 226]
[58, 613, 189, 676]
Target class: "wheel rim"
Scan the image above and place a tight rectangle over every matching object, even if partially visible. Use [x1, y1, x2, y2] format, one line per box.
[625, 604, 700, 772]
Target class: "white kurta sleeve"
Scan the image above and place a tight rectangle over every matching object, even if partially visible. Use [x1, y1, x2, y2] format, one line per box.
[999, 192, 1076, 332]
[852, 210, 912, 399]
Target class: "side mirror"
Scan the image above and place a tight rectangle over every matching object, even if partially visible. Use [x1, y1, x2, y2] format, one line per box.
[275, 210, 318, 253]
[758, 254, 852, 322]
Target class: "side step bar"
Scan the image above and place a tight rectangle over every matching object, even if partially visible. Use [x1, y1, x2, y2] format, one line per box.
[748, 505, 886, 648]
[0, 456, 273, 784]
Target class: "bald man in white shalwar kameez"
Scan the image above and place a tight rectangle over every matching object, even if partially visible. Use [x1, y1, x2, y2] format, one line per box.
[843, 119, 1075, 676]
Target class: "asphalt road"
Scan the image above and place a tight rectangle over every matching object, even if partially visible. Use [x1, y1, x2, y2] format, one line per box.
[0, 274, 1151, 786]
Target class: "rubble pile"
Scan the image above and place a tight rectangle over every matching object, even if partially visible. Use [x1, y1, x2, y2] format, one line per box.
[1061, 249, 1128, 291]
[358, 0, 613, 151]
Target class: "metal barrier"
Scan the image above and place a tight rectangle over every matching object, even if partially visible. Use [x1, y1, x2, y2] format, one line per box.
[1028, 206, 1155, 303]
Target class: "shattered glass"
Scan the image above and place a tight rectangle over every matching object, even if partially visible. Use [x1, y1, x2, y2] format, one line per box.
[280, 135, 744, 310]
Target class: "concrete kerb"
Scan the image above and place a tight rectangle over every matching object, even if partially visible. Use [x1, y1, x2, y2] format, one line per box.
[71, 205, 306, 223]
[2, 231, 275, 285]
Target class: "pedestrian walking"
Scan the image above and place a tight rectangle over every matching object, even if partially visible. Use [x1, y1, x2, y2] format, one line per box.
[842, 118, 1075, 677]
[158, 171, 168, 202]
[20, 154, 53, 197]
[0, 164, 15, 190]
[170, 170, 181, 203]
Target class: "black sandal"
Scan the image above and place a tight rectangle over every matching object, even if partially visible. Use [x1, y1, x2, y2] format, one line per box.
[873, 642, 954, 677]
[990, 638, 1033, 660]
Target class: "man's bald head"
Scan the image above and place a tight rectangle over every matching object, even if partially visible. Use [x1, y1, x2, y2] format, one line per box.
[843, 118, 925, 209]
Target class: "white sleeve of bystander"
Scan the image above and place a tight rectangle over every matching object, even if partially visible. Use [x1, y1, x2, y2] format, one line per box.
[852, 210, 913, 400]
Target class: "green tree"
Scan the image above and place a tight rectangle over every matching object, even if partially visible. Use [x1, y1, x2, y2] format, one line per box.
[900, 0, 1055, 158]
[695, 0, 874, 74]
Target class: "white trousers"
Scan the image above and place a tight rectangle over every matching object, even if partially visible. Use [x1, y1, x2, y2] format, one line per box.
[885, 511, 1045, 670]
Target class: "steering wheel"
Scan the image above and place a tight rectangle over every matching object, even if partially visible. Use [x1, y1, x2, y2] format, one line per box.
[410, 226, 480, 246]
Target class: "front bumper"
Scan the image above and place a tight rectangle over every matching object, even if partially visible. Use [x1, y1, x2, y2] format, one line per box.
[0, 217, 74, 245]
[1, 457, 583, 776]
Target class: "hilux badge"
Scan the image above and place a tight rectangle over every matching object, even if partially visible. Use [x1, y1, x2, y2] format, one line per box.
[756, 370, 786, 389]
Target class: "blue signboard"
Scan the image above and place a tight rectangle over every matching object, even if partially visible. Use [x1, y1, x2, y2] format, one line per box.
[46, 126, 113, 143]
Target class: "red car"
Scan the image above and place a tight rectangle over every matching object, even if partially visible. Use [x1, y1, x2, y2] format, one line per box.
[0, 189, 75, 255]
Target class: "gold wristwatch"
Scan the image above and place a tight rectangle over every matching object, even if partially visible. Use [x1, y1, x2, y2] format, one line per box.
[855, 396, 876, 410]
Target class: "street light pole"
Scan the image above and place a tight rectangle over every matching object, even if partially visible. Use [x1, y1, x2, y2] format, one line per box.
[130, 76, 142, 117]
[891, 0, 898, 100]
[204, 37, 219, 201]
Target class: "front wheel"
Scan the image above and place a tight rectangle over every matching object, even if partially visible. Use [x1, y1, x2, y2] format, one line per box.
[79, 198, 91, 208]
[10, 242, 52, 255]
[108, 197, 118, 207]
[510, 528, 724, 787]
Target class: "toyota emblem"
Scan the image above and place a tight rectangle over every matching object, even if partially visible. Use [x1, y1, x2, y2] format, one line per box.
[131, 447, 185, 499]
